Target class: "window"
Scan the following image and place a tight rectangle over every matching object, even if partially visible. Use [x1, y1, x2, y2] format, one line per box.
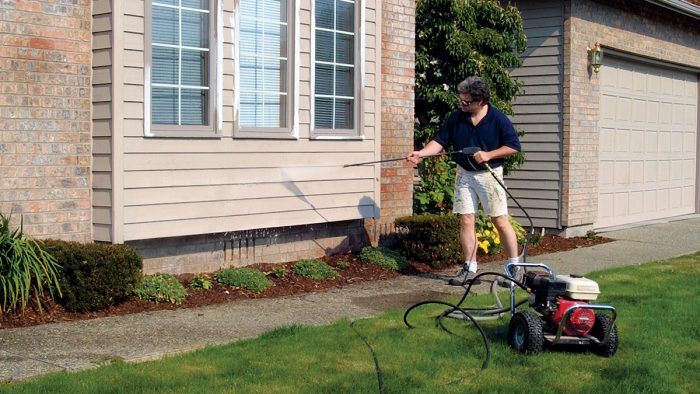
[236, 0, 295, 138]
[313, 0, 358, 136]
[147, 0, 218, 136]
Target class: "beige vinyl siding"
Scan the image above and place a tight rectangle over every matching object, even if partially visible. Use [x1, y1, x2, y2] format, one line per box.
[92, 0, 113, 241]
[114, 0, 378, 241]
[509, 0, 564, 228]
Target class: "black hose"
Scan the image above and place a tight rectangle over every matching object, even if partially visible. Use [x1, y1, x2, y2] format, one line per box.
[404, 300, 492, 370]
[350, 320, 385, 394]
[403, 271, 530, 372]
[451, 271, 529, 309]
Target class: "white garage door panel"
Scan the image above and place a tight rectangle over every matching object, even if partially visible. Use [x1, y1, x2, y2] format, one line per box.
[597, 57, 697, 228]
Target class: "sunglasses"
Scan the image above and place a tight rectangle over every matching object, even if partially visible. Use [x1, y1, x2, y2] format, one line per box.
[459, 98, 478, 106]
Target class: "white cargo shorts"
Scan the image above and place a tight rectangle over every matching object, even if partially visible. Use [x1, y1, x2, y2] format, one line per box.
[453, 165, 508, 217]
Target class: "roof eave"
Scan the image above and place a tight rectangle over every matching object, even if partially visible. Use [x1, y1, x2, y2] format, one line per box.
[644, 0, 700, 20]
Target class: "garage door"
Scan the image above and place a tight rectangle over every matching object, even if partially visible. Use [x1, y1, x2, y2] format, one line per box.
[597, 57, 698, 228]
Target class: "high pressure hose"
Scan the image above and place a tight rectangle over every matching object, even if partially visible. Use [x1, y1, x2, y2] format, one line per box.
[350, 320, 385, 394]
[403, 272, 530, 370]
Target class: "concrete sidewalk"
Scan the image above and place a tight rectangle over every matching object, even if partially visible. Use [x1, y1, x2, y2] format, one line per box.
[1, 217, 698, 382]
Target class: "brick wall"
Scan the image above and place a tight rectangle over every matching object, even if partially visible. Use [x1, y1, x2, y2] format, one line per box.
[0, 0, 92, 242]
[561, 0, 700, 233]
[133, 220, 369, 275]
[377, 0, 415, 241]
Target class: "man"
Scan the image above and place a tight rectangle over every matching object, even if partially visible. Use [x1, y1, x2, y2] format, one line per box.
[407, 76, 521, 285]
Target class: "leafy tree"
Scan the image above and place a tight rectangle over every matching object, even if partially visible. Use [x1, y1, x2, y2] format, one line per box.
[414, 0, 527, 214]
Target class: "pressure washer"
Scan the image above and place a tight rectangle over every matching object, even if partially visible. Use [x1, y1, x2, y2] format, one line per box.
[400, 147, 619, 365]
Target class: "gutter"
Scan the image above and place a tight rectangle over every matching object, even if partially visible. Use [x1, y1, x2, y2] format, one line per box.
[644, 0, 700, 19]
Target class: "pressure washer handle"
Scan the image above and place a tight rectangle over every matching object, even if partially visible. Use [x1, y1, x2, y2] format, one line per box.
[461, 147, 493, 174]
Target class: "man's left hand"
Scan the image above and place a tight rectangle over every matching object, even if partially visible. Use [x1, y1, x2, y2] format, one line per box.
[472, 150, 491, 164]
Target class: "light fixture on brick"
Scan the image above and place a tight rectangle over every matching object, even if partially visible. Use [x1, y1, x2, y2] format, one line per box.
[587, 42, 604, 73]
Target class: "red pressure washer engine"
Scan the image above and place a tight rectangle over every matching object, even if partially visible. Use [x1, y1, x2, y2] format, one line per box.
[506, 266, 618, 356]
[524, 271, 599, 336]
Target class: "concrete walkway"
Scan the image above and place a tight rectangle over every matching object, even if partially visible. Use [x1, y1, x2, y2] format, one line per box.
[1, 217, 698, 382]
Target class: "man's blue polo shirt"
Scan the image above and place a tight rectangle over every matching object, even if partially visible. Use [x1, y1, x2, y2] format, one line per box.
[433, 105, 521, 171]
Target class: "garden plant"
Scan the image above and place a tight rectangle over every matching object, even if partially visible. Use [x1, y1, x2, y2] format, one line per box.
[292, 259, 338, 281]
[134, 273, 187, 305]
[0, 212, 61, 314]
[215, 267, 273, 293]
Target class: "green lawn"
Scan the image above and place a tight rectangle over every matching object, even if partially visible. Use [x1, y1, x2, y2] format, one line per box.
[4, 252, 699, 393]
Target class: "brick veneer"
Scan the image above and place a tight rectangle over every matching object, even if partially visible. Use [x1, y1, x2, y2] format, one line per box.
[561, 0, 700, 234]
[377, 0, 415, 240]
[133, 220, 369, 275]
[0, 0, 92, 242]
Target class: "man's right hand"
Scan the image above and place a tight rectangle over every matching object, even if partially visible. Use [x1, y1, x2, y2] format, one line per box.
[407, 151, 423, 165]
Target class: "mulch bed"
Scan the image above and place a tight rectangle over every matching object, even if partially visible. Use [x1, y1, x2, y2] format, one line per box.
[0, 235, 611, 329]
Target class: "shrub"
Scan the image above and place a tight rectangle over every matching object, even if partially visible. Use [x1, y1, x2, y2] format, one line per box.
[188, 273, 213, 291]
[335, 258, 350, 270]
[135, 273, 187, 305]
[396, 214, 462, 268]
[529, 233, 542, 247]
[293, 259, 338, 280]
[397, 212, 527, 265]
[0, 212, 62, 314]
[586, 230, 598, 241]
[268, 266, 288, 279]
[359, 247, 406, 271]
[42, 239, 142, 312]
[215, 267, 272, 293]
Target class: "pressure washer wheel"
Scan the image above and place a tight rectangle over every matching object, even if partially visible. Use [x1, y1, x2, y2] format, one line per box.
[508, 311, 544, 354]
[590, 313, 619, 357]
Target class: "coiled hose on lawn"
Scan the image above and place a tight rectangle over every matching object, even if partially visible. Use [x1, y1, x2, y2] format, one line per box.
[403, 271, 529, 370]
[351, 272, 531, 393]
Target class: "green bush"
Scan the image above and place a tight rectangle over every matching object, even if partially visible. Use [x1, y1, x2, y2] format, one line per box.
[397, 213, 527, 265]
[215, 267, 272, 293]
[359, 247, 406, 271]
[395, 214, 462, 268]
[188, 273, 213, 291]
[293, 259, 338, 281]
[335, 258, 350, 270]
[42, 239, 142, 312]
[586, 230, 598, 241]
[267, 266, 288, 279]
[0, 212, 62, 314]
[135, 273, 187, 305]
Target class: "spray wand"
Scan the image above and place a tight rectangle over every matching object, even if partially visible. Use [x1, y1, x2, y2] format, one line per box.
[343, 148, 478, 167]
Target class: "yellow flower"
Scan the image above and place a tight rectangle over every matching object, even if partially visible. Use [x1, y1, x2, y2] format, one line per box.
[479, 240, 490, 253]
[484, 230, 491, 237]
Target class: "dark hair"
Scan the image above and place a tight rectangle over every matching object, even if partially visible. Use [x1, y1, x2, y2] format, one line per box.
[457, 76, 490, 103]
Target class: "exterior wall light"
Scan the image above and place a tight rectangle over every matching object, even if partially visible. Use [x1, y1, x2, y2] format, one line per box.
[588, 42, 603, 73]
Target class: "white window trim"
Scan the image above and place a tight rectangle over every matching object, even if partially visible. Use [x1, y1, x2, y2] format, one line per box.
[311, 0, 365, 139]
[144, 0, 222, 138]
[233, 0, 299, 139]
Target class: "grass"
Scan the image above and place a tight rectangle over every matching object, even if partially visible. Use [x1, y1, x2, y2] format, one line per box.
[4, 252, 699, 393]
